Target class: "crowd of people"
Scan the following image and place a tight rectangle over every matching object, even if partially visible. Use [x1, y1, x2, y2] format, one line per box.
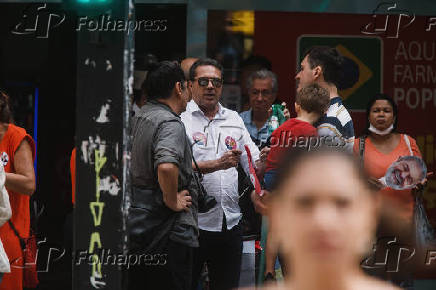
[0, 45, 432, 290]
[127, 45, 432, 290]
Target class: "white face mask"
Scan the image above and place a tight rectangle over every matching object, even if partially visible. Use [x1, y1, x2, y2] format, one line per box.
[368, 124, 394, 135]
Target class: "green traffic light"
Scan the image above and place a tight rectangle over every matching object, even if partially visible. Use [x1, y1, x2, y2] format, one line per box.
[76, 0, 110, 4]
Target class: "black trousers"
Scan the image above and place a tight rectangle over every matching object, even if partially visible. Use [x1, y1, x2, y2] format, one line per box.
[192, 219, 243, 290]
[128, 239, 194, 290]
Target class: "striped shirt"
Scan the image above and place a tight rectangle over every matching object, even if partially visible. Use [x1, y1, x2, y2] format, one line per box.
[315, 96, 355, 153]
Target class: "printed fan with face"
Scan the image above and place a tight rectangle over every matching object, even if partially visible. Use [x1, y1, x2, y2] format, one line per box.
[379, 156, 427, 190]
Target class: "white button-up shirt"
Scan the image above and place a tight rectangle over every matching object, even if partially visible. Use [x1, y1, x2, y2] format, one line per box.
[181, 100, 260, 232]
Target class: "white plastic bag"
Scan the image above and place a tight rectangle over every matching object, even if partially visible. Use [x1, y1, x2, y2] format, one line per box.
[0, 163, 11, 273]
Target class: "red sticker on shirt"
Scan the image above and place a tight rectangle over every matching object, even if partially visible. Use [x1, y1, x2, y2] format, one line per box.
[192, 132, 207, 146]
[225, 136, 237, 150]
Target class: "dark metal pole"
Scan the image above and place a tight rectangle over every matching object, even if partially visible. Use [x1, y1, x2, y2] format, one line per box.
[74, 0, 134, 288]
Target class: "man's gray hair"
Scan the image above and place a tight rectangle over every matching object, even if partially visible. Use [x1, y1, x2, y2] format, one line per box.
[398, 155, 427, 181]
[246, 70, 278, 94]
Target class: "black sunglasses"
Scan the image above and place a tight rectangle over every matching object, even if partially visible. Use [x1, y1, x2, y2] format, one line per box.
[194, 77, 223, 88]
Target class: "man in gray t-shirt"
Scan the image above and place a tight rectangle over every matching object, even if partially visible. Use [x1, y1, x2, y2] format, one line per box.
[128, 61, 197, 290]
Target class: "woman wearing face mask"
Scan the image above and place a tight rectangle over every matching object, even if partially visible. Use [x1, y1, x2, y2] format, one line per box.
[353, 94, 422, 222]
[352, 94, 433, 287]
[261, 149, 400, 290]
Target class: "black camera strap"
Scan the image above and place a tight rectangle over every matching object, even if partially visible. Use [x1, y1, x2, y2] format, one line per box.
[191, 154, 203, 179]
[190, 139, 205, 179]
[191, 154, 206, 196]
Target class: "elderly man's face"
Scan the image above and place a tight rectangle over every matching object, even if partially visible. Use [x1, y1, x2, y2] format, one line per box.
[248, 78, 276, 115]
[386, 157, 424, 189]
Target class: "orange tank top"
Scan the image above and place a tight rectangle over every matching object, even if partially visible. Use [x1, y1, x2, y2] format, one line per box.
[0, 124, 35, 238]
[354, 134, 421, 220]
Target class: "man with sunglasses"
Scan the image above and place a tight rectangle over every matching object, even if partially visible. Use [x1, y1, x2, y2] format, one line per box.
[181, 58, 267, 290]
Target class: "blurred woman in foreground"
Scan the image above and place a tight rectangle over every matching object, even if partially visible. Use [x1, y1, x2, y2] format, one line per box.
[264, 149, 400, 290]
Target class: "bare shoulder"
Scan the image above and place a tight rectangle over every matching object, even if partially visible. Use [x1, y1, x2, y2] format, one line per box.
[238, 278, 401, 290]
[357, 276, 402, 290]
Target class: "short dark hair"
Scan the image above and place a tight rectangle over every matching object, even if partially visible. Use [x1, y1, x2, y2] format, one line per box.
[0, 90, 12, 123]
[365, 93, 398, 135]
[304, 46, 344, 88]
[145, 61, 185, 100]
[296, 83, 330, 117]
[135, 61, 159, 102]
[189, 58, 223, 81]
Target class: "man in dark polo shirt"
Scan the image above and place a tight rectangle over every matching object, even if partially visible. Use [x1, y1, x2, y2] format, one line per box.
[128, 61, 198, 290]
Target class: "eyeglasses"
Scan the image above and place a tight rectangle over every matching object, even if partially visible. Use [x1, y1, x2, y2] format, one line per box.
[250, 89, 273, 97]
[194, 77, 223, 88]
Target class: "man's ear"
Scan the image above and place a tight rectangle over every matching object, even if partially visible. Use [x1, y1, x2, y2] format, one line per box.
[175, 82, 183, 97]
[313, 66, 322, 79]
[294, 102, 300, 114]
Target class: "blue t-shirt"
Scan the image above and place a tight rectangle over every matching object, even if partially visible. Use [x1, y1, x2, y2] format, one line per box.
[240, 109, 270, 147]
